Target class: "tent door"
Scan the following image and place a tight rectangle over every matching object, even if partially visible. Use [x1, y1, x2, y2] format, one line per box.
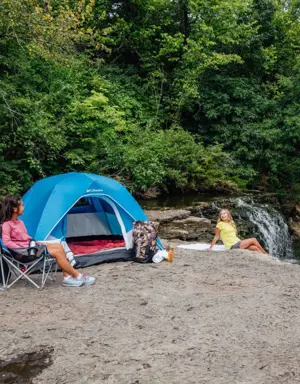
[97, 196, 130, 249]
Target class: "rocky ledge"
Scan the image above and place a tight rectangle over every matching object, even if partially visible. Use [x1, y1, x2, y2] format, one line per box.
[145, 205, 215, 241]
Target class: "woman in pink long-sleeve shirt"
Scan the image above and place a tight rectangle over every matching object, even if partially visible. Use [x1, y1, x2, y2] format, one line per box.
[0, 196, 95, 287]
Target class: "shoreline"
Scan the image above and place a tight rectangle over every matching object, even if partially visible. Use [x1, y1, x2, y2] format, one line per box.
[1, 247, 300, 383]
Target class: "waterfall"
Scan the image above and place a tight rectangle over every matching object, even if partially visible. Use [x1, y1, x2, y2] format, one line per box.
[235, 197, 293, 259]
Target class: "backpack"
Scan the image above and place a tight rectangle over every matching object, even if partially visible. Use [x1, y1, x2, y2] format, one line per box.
[132, 221, 159, 263]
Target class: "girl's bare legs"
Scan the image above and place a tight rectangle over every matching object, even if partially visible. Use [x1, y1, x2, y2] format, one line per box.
[247, 245, 260, 252]
[43, 243, 80, 278]
[240, 238, 268, 254]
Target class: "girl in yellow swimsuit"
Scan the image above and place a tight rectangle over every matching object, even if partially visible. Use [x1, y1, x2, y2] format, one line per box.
[209, 209, 268, 254]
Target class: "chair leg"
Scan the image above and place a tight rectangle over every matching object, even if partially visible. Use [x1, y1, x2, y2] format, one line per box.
[41, 257, 57, 284]
[40, 256, 56, 289]
[4, 256, 42, 289]
[1, 254, 58, 290]
[40, 256, 47, 289]
[52, 260, 57, 281]
[0, 256, 5, 290]
[0, 255, 9, 290]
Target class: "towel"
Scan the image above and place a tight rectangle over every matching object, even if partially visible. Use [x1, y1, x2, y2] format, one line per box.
[177, 243, 226, 251]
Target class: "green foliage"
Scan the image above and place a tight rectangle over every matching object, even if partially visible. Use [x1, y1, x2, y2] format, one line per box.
[0, 0, 299, 198]
[97, 126, 238, 194]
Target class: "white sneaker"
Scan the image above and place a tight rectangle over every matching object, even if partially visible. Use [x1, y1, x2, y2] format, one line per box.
[77, 274, 96, 286]
[63, 276, 83, 287]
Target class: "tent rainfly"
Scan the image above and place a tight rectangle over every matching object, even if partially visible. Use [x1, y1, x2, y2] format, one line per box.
[22, 172, 159, 267]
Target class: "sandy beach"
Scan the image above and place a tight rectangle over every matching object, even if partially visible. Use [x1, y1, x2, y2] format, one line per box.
[1, 248, 300, 384]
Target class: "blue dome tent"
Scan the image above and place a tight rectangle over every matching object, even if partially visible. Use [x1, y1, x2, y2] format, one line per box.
[22, 172, 159, 266]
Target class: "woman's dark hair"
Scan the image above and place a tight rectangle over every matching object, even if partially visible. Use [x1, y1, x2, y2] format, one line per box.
[0, 196, 21, 224]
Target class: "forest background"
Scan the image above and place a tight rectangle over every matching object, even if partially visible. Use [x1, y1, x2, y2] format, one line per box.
[0, 0, 299, 201]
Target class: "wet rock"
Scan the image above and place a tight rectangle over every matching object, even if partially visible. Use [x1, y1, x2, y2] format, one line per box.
[159, 228, 189, 239]
[188, 202, 213, 217]
[145, 209, 191, 223]
[172, 216, 211, 228]
[159, 216, 214, 240]
[289, 219, 300, 238]
[145, 206, 216, 240]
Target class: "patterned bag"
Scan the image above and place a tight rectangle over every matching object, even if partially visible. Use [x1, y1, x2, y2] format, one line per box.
[132, 221, 159, 263]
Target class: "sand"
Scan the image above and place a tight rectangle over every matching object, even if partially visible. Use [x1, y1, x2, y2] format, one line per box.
[1, 248, 300, 384]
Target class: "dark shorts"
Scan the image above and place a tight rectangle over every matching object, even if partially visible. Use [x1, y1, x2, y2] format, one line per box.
[230, 241, 241, 250]
[10, 244, 47, 261]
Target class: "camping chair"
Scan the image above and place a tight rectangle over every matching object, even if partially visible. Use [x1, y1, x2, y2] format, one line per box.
[0, 229, 57, 290]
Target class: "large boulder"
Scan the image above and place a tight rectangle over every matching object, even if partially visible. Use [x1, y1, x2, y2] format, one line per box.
[159, 216, 213, 240]
[144, 208, 214, 240]
[145, 209, 191, 223]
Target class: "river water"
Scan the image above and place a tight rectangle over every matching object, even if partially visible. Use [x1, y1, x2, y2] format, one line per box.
[139, 193, 299, 261]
